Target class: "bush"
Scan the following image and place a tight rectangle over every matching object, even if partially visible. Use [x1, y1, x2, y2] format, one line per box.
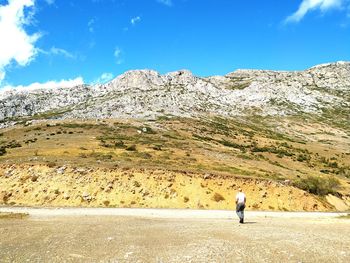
[212, 192, 225, 202]
[294, 176, 340, 196]
[297, 154, 310, 162]
[0, 147, 6, 156]
[220, 140, 246, 151]
[46, 161, 57, 168]
[327, 162, 338, 168]
[115, 141, 125, 148]
[126, 144, 137, 151]
[6, 141, 22, 149]
[152, 144, 162, 151]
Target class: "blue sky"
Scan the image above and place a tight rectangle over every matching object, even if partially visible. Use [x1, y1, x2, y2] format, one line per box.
[0, 0, 349, 89]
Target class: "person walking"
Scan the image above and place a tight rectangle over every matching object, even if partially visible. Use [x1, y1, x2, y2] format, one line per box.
[235, 188, 246, 224]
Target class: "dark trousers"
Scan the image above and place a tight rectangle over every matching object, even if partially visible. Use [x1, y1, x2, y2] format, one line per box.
[236, 203, 245, 222]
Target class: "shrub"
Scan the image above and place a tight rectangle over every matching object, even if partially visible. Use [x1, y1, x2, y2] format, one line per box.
[133, 181, 141, 187]
[6, 141, 22, 149]
[0, 147, 6, 156]
[47, 161, 57, 168]
[251, 146, 294, 157]
[337, 166, 350, 178]
[327, 162, 338, 168]
[220, 140, 246, 151]
[115, 141, 125, 148]
[142, 127, 156, 134]
[152, 144, 162, 151]
[294, 176, 340, 196]
[79, 153, 87, 158]
[89, 152, 113, 160]
[126, 144, 137, 151]
[297, 154, 310, 162]
[212, 192, 225, 202]
[31, 175, 39, 182]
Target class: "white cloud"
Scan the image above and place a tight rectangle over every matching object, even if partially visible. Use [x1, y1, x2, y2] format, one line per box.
[49, 47, 75, 59]
[1, 77, 84, 92]
[0, 0, 40, 85]
[131, 16, 141, 25]
[38, 46, 76, 59]
[157, 0, 173, 6]
[114, 47, 123, 65]
[285, 0, 345, 23]
[92, 72, 114, 84]
[88, 18, 95, 33]
[45, 0, 55, 5]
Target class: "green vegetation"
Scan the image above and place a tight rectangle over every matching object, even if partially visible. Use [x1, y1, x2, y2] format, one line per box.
[0, 212, 29, 219]
[293, 176, 340, 196]
[125, 144, 137, 151]
[0, 147, 6, 156]
[251, 145, 294, 157]
[0, 140, 22, 157]
[0, 115, 349, 198]
[338, 214, 350, 219]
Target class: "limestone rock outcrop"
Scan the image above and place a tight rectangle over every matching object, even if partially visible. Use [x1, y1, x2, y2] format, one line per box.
[0, 61, 349, 126]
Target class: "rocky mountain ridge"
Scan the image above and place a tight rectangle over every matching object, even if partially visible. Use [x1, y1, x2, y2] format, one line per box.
[0, 61, 349, 127]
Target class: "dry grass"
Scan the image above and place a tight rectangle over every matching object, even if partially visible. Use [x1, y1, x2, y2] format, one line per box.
[0, 117, 349, 196]
[338, 214, 350, 219]
[0, 212, 29, 219]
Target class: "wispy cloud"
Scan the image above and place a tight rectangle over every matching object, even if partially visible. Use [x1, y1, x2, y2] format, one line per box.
[157, 0, 173, 7]
[131, 16, 141, 25]
[1, 77, 84, 92]
[114, 47, 123, 65]
[49, 47, 75, 59]
[45, 0, 55, 5]
[285, 0, 346, 23]
[39, 47, 76, 59]
[92, 72, 114, 84]
[0, 0, 40, 85]
[123, 16, 141, 31]
[88, 18, 95, 33]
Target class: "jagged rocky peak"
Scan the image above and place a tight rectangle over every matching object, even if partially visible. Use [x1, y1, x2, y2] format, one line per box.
[165, 70, 196, 85]
[308, 61, 350, 70]
[0, 61, 349, 127]
[106, 69, 197, 90]
[109, 69, 164, 90]
[227, 61, 350, 77]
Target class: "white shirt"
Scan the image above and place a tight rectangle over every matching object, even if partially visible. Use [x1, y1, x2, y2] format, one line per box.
[236, 192, 246, 204]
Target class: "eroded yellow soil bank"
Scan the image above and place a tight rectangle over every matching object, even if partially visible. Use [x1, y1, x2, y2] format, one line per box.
[1, 164, 346, 211]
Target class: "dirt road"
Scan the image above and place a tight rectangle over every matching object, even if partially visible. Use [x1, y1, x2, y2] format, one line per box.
[0, 208, 349, 262]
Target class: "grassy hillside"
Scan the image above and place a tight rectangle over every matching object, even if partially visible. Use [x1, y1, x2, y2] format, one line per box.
[0, 116, 349, 210]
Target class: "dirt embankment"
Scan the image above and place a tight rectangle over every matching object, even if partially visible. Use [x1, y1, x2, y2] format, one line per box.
[0, 164, 348, 211]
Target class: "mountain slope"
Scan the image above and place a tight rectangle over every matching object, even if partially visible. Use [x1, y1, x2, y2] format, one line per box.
[0, 62, 349, 128]
[0, 62, 349, 211]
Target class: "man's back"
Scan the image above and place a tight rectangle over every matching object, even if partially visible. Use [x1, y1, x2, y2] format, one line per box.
[236, 191, 246, 204]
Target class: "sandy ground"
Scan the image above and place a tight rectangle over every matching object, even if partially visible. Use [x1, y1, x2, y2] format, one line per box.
[0, 208, 349, 263]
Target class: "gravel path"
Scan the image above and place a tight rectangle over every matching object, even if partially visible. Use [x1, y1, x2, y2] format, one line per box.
[0, 206, 347, 219]
[0, 208, 349, 262]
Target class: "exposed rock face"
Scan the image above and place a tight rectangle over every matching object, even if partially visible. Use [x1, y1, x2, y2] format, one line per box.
[0, 62, 349, 125]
